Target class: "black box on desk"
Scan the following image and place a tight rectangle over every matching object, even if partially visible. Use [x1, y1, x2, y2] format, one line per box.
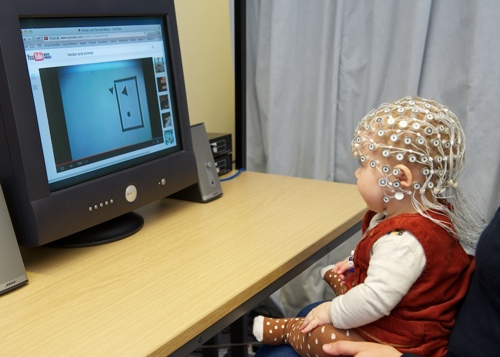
[207, 132, 232, 176]
[213, 153, 232, 176]
[207, 132, 232, 157]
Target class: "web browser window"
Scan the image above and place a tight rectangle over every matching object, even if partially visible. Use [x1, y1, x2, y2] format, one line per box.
[20, 17, 180, 190]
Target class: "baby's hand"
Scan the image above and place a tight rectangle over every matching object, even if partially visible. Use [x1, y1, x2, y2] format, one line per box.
[329, 255, 354, 282]
[320, 262, 348, 282]
[320, 258, 350, 281]
[300, 301, 332, 334]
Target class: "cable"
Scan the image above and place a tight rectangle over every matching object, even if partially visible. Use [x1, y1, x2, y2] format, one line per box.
[220, 168, 246, 182]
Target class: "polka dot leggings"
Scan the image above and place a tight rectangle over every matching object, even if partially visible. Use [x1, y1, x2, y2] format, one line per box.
[322, 269, 348, 296]
[255, 269, 361, 356]
[260, 316, 363, 357]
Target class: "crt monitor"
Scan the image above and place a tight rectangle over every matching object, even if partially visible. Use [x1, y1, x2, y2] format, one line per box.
[0, 0, 198, 247]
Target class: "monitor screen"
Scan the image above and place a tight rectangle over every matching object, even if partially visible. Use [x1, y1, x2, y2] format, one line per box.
[0, 0, 198, 247]
[21, 17, 181, 191]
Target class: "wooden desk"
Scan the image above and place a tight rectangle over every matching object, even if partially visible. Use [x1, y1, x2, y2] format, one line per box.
[0, 172, 365, 356]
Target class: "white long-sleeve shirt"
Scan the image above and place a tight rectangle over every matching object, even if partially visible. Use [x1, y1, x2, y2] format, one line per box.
[329, 213, 427, 329]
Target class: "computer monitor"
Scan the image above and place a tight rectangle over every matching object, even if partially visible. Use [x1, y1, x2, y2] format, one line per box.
[0, 0, 198, 247]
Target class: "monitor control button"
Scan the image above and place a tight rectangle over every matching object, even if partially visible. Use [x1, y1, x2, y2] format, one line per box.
[125, 185, 138, 203]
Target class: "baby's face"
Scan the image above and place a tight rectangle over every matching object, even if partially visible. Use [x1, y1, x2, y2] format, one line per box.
[354, 146, 387, 213]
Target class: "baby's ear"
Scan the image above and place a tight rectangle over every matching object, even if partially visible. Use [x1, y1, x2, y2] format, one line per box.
[394, 164, 413, 188]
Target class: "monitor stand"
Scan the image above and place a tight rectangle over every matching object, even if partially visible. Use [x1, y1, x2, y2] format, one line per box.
[47, 212, 144, 248]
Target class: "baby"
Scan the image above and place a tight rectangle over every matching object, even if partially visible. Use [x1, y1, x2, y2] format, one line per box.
[253, 96, 483, 357]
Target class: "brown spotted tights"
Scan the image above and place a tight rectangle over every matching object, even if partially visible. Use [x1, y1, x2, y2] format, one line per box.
[260, 268, 363, 357]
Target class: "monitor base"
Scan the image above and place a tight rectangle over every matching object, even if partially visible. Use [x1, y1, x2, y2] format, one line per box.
[47, 212, 144, 248]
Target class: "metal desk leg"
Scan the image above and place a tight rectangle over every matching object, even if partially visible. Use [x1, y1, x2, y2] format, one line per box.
[230, 314, 249, 357]
[202, 335, 219, 357]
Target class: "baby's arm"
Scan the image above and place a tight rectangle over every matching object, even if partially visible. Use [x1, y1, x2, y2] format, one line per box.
[329, 231, 426, 329]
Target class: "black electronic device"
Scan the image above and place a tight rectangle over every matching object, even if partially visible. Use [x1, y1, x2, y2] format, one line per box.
[213, 153, 232, 176]
[0, 0, 198, 247]
[207, 132, 232, 175]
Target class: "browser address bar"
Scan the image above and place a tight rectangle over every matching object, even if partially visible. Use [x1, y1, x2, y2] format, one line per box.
[52, 32, 156, 41]
[65, 44, 156, 58]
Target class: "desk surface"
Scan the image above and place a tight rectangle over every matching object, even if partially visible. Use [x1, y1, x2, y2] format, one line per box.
[0, 171, 365, 356]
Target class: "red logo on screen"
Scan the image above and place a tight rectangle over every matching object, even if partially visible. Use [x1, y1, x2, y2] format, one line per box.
[33, 52, 44, 61]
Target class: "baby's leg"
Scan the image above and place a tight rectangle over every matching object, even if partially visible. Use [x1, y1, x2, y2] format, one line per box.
[253, 316, 363, 357]
[322, 269, 348, 296]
